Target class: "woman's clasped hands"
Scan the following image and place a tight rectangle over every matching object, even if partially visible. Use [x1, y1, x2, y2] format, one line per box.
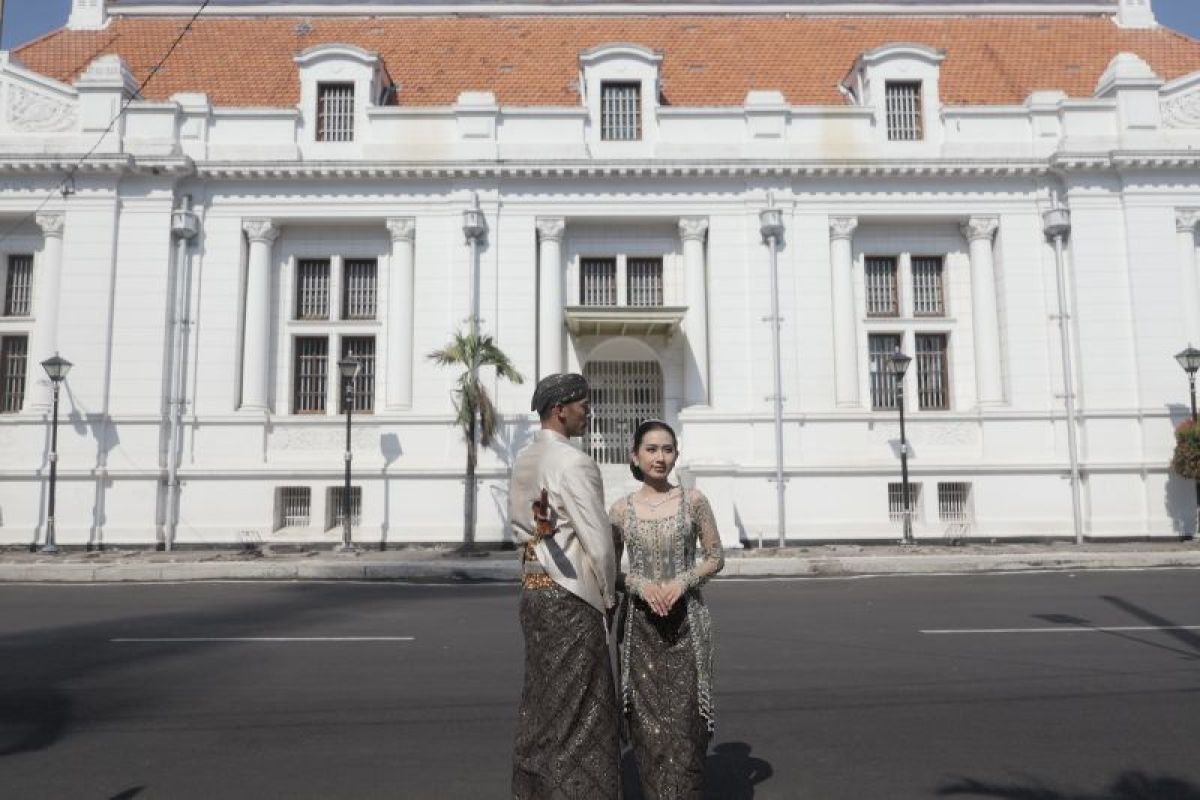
[640, 579, 685, 617]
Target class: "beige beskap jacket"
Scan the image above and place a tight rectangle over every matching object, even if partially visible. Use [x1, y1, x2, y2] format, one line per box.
[508, 429, 617, 614]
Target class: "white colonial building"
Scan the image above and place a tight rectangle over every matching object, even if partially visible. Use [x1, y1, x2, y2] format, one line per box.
[1, 0, 1199, 548]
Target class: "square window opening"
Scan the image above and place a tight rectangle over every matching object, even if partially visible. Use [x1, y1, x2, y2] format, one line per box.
[327, 486, 362, 530]
[276, 487, 311, 530]
[601, 82, 642, 141]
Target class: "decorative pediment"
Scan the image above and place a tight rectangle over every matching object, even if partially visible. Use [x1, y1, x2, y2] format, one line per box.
[1161, 73, 1200, 129]
[1, 55, 79, 134]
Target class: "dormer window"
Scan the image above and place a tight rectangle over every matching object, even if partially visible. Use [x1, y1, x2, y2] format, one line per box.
[317, 82, 355, 142]
[885, 81, 923, 141]
[601, 82, 641, 141]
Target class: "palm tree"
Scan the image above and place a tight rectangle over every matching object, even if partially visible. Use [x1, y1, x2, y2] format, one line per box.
[428, 330, 524, 552]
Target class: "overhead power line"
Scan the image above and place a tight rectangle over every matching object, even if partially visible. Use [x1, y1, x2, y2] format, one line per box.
[0, 0, 212, 247]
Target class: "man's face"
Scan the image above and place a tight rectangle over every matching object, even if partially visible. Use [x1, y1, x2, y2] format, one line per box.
[557, 397, 591, 438]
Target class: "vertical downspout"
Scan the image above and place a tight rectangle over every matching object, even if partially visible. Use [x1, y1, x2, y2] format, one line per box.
[165, 195, 199, 551]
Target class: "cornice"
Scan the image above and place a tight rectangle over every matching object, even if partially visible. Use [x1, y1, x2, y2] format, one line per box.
[193, 158, 1052, 180]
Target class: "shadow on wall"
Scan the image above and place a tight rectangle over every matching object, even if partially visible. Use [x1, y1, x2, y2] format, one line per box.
[378, 432, 403, 550]
[937, 771, 1200, 799]
[1163, 402, 1195, 537]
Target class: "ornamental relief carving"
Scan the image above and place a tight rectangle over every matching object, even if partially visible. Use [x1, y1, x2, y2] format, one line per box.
[1162, 89, 1200, 129]
[7, 85, 77, 133]
[269, 424, 377, 452]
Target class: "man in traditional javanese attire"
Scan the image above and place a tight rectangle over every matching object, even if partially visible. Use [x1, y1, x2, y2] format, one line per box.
[509, 373, 619, 800]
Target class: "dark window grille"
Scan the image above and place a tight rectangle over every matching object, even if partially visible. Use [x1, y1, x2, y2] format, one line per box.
[885, 81, 923, 141]
[342, 259, 377, 319]
[916, 333, 949, 410]
[0, 336, 27, 413]
[3, 255, 33, 317]
[581, 258, 618, 306]
[328, 486, 362, 529]
[627, 258, 664, 307]
[601, 82, 641, 141]
[583, 360, 663, 464]
[293, 336, 328, 414]
[340, 336, 375, 413]
[938, 482, 971, 523]
[295, 259, 330, 320]
[888, 482, 922, 523]
[912, 256, 945, 316]
[276, 487, 311, 529]
[317, 83, 355, 142]
[869, 334, 902, 410]
[865, 256, 899, 316]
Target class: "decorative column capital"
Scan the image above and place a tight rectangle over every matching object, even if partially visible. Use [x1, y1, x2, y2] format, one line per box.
[962, 216, 1000, 242]
[35, 212, 65, 239]
[387, 217, 416, 243]
[1177, 209, 1200, 233]
[535, 217, 565, 242]
[242, 218, 280, 244]
[679, 216, 709, 242]
[829, 216, 858, 241]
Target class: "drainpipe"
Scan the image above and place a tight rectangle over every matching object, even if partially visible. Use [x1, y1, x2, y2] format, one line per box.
[1043, 202, 1084, 545]
[165, 195, 200, 551]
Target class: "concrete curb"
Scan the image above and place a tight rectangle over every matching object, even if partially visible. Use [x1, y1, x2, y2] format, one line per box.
[0, 550, 1198, 582]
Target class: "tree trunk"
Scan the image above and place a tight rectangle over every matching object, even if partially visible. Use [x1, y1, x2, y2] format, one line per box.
[463, 411, 477, 549]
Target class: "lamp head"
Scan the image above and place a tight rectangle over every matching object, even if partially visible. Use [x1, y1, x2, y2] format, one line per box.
[40, 354, 73, 383]
[759, 207, 784, 242]
[1176, 346, 1200, 376]
[338, 356, 361, 381]
[886, 351, 912, 379]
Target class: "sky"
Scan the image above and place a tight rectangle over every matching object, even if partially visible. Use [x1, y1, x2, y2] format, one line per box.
[1, 0, 1199, 50]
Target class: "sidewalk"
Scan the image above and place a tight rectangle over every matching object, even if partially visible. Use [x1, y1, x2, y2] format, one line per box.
[0, 540, 1197, 582]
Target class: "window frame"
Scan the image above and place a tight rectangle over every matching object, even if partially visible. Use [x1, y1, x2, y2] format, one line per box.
[2, 254, 34, 318]
[864, 255, 900, 317]
[0, 334, 29, 414]
[915, 332, 951, 410]
[316, 82, 356, 143]
[884, 80, 924, 142]
[599, 81, 642, 142]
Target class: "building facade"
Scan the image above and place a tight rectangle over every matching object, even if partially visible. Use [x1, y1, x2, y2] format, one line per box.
[1, 0, 1200, 547]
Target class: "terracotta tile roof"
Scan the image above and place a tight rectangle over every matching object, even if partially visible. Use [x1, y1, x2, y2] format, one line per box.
[14, 15, 1200, 108]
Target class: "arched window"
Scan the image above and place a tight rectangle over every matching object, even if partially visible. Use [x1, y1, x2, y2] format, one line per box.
[583, 359, 663, 464]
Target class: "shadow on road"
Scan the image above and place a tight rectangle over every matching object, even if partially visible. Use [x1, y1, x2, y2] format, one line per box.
[1032, 595, 1200, 662]
[0, 583, 432, 761]
[109, 787, 145, 800]
[621, 740, 773, 799]
[937, 771, 1200, 799]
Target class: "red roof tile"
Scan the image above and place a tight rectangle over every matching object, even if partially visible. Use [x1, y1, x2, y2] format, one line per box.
[14, 15, 1200, 108]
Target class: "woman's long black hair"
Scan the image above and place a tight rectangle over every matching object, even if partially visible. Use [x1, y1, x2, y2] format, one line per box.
[629, 419, 678, 481]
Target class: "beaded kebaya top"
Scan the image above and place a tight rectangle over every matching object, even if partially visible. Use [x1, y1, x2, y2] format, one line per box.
[610, 488, 725, 730]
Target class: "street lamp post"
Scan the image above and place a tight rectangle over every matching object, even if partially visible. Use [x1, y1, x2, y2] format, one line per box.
[337, 356, 361, 553]
[40, 354, 72, 554]
[1043, 204, 1084, 545]
[759, 201, 787, 548]
[1174, 345, 1200, 541]
[887, 351, 914, 546]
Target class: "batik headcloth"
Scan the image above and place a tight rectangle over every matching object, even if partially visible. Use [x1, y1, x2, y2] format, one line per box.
[530, 373, 589, 416]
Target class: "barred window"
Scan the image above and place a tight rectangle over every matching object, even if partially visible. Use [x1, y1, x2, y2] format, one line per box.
[293, 336, 328, 414]
[627, 258, 663, 307]
[342, 259, 377, 320]
[916, 333, 949, 410]
[0, 335, 28, 413]
[295, 259, 330, 320]
[317, 83, 355, 142]
[888, 482, 922, 524]
[865, 257, 899, 317]
[912, 257, 945, 316]
[938, 482, 971, 523]
[885, 81, 923, 141]
[327, 486, 362, 529]
[868, 334, 902, 410]
[601, 82, 641, 141]
[584, 360, 663, 465]
[276, 487, 311, 529]
[581, 258, 617, 306]
[3, 255, 33, 317]
[340, 336, 375, 413]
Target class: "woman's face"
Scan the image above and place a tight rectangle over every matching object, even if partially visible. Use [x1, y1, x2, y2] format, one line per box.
[632, 429, 678, 481]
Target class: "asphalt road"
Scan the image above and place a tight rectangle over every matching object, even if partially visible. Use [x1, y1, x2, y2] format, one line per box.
[0, 570, 1197, 799]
